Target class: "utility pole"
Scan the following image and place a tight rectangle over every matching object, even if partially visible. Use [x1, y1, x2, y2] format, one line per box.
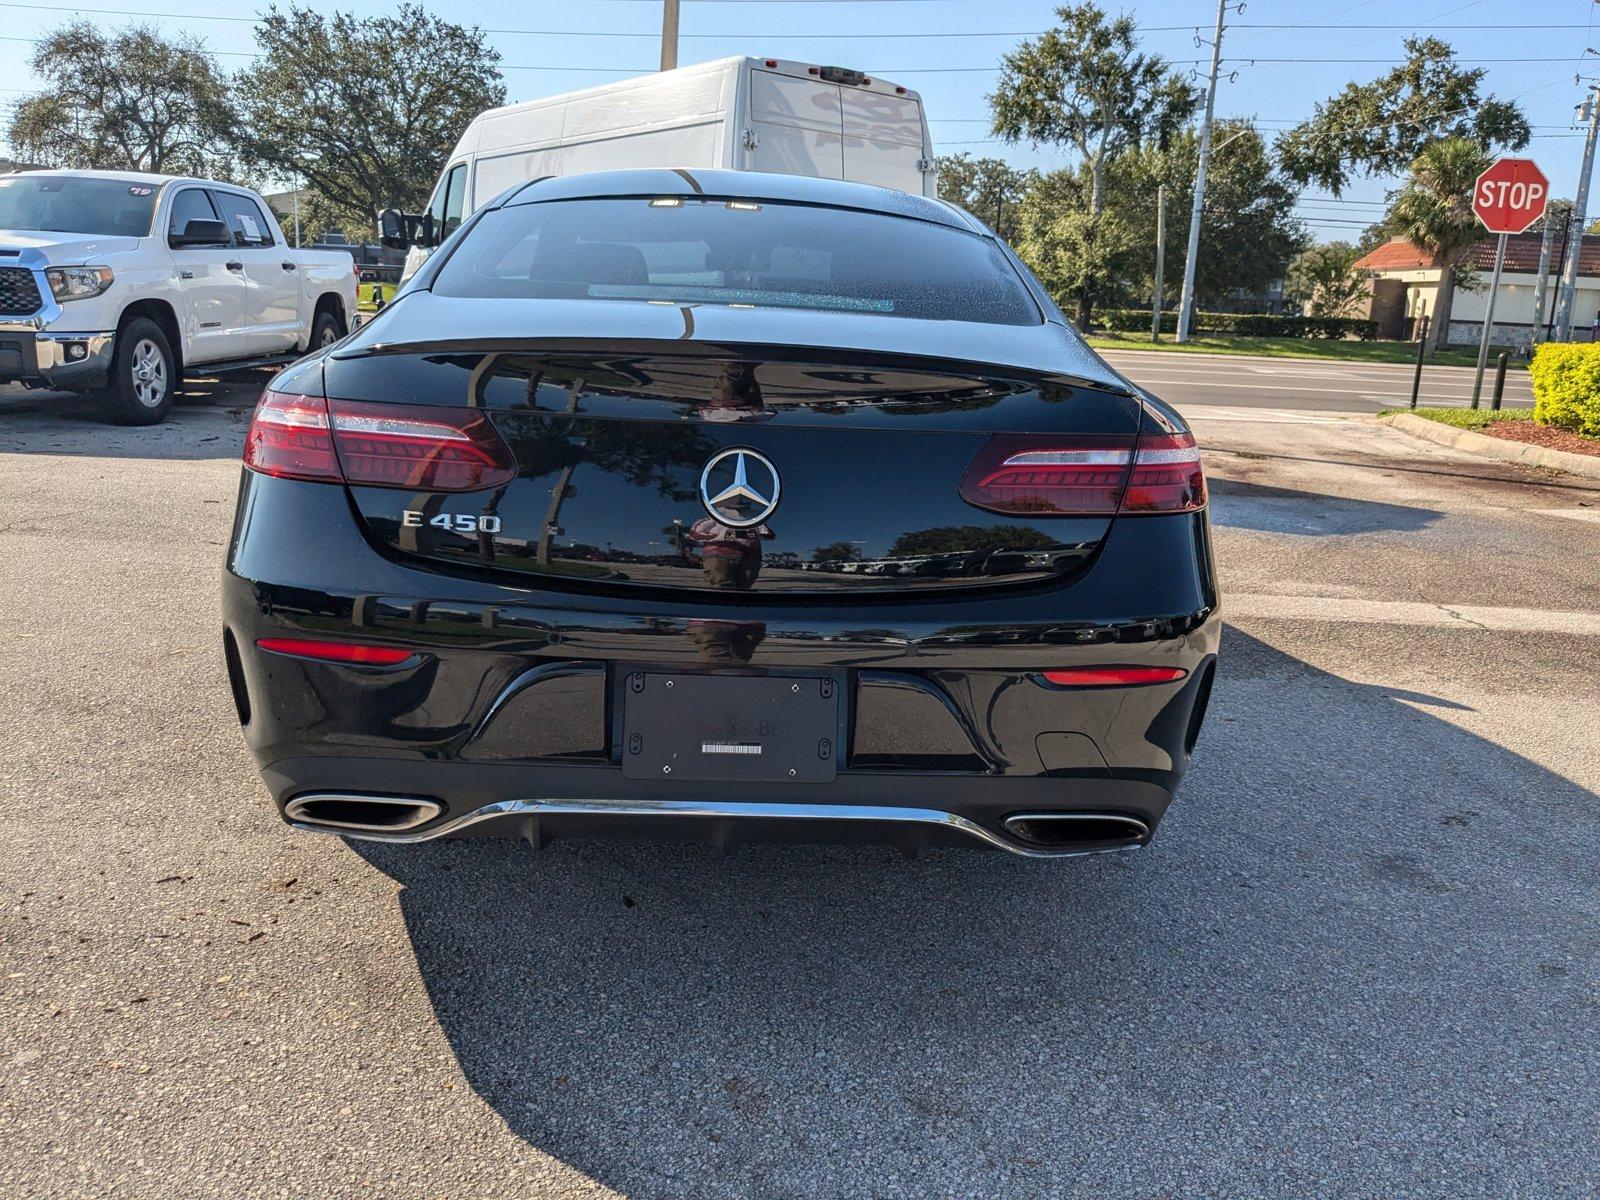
[1176, 0, 1227, 343]
[1152, 184, 1167, 341]
[660, 0, 680, 71]
[1528, 213, 1557, 346]
[1553, 86, 1600, 341]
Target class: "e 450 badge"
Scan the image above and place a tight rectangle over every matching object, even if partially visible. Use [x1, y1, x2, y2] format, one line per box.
[402, 510, 501, 534]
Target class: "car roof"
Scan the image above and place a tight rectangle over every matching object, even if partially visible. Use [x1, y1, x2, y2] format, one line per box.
[497, 169, 987, 234]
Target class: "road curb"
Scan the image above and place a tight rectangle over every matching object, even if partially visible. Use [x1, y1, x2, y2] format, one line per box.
[1378, 412, 1600, 481]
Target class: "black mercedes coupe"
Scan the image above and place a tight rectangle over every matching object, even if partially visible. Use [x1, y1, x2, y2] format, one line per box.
[222, 169, 1219, 859]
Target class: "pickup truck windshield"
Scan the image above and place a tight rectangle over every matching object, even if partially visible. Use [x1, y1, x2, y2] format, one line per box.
[430, 198, 1041, 326]
[0, 176, 157, 237]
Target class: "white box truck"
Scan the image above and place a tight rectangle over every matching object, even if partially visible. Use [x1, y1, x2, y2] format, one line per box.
[387, 56, 936, 279]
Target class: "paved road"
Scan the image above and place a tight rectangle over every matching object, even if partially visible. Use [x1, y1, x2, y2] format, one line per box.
[1102, 348, 1535, 414]
[2, 382, 1598, 1197]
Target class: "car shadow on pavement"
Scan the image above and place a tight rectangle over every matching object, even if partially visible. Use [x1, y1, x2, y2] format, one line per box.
[349, 626, 1598, 1196]
[0, 376, 263, 461]
[1208, 478, 1441, 536]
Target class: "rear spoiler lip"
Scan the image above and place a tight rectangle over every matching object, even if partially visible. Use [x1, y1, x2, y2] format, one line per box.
[336, 293, 1129, 390]
[326, 337, 1137, 399]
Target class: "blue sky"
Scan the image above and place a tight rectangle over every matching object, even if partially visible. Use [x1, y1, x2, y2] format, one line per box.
[0, 0, 1594, 244]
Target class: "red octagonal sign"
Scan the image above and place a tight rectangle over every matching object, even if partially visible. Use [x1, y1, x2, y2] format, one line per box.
[1472, 158, 1549, 235]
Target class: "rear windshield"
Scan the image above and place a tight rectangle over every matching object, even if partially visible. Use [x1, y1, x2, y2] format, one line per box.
[429, 197, 1041, 325]
[0, 175, 157, 237]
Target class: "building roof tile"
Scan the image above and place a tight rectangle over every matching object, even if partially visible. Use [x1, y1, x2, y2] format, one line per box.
[1355, 230, 1600, 278]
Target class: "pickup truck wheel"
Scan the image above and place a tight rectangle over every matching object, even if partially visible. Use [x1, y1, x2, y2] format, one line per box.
[105, 318, 176, 425]
[311, 310, 343, 350]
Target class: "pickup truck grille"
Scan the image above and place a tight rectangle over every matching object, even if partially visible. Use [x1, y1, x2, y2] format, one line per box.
[0, 267, 43, 316]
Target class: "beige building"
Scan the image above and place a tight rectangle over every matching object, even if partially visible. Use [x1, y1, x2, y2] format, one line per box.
[1353, 233, 1600, 347]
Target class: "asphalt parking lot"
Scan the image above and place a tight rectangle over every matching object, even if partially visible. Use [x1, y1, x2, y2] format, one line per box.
[2, 369, 1597, 1197]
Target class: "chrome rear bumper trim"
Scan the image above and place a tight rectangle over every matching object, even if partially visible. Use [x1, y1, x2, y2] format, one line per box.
[290, 797, 1143, 859]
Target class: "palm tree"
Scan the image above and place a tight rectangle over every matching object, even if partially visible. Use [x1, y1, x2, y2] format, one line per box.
[1387, 137, 1491, 355]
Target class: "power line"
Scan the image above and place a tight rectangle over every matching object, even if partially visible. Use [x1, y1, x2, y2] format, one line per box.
[0, 1, 1591, 37]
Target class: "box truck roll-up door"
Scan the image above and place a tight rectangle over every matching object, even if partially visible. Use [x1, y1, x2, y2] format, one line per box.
[748, 70, 844, 180]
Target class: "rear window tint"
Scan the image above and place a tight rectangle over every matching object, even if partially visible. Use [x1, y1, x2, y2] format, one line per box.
[429, 197, 1040, 326]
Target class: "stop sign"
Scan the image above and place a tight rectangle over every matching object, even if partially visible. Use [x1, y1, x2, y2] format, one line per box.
[1472, 158, 1549, 234]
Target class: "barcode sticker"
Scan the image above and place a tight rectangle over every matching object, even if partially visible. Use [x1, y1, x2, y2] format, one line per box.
[701, 742, 762, 756]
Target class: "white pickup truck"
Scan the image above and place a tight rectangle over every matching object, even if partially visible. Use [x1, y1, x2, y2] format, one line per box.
[0, 170, 359, 424]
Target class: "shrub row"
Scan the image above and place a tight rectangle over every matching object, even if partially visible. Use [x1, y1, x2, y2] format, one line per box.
[1097, 308, 1241, 334]
[1094, 309, 1379, 340]
[1529, 342, 1600, 438]
[1232, 314, 1379, 340]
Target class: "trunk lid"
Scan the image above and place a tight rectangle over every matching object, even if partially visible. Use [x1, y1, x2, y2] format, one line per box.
[325, 299, 1140, 597]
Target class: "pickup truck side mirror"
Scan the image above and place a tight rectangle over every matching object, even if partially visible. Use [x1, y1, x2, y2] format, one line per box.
[170, 218, 233, 248]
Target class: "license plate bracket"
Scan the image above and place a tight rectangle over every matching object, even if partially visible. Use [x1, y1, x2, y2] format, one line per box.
[620, 671, 840, 783]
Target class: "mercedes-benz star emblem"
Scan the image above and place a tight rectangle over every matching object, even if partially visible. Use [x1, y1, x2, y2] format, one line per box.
[699, 448, 781, 528]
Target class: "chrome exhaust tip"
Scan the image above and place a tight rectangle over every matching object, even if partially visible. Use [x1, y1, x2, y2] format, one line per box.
[284, 793, 443, 834]
[1001, 812, 1150, 853]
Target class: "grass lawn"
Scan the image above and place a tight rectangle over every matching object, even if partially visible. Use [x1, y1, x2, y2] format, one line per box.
[1085, 331, 1523, 371]
[356, 281, 398, 312]
[1381, 407, 1535, 430]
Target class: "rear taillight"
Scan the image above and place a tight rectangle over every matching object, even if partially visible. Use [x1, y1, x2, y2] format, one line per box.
[242, 389, 341, 482]
[1122, 432, 1206, 513]
[243, 391, 517, 492]
[329, 400, 516, 491]
[958, 435, 1133, 515]
[958, 429, 1204, 516]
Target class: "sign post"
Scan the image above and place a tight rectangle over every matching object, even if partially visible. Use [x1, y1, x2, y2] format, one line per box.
[1469, 158, 1550, 407]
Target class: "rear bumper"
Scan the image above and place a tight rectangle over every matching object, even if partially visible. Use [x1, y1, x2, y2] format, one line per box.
[224, 471, 1221, 855]
[264, 758, 1177, 858]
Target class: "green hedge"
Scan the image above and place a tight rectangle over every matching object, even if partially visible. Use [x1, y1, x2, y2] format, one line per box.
[1232, 314, 1379, 340]
[1530, 342, 1600, 438]
[1093, 309, 1377, 339]
[1097, 308, 1241, 334]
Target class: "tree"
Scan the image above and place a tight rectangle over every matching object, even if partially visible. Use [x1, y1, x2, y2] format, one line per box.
[1276, 37, 1529, 196]
[1386, 138, 1491, 353]
[233, 4, 505, 238]
[6, 22, 233, 175]
[936, 153, 1035, 243]
[1121, 121, 1307, 309]
[811, 542, 861, 564]
[1355, 221, 1393, 256]
[1014, 166, 1138, 319]
[990, 3, 1198, 326]
[1285, 243, 1369, 317]
[1014, 120, 1305, 319]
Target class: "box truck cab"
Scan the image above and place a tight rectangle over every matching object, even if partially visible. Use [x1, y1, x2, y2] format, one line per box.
[388, 56, 935, 280]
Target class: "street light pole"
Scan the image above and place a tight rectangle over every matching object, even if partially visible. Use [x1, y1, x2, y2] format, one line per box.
[660, 0, 680, 71]
[1176, 0, 1227, 343]
[1552, 86, 1600, 341]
